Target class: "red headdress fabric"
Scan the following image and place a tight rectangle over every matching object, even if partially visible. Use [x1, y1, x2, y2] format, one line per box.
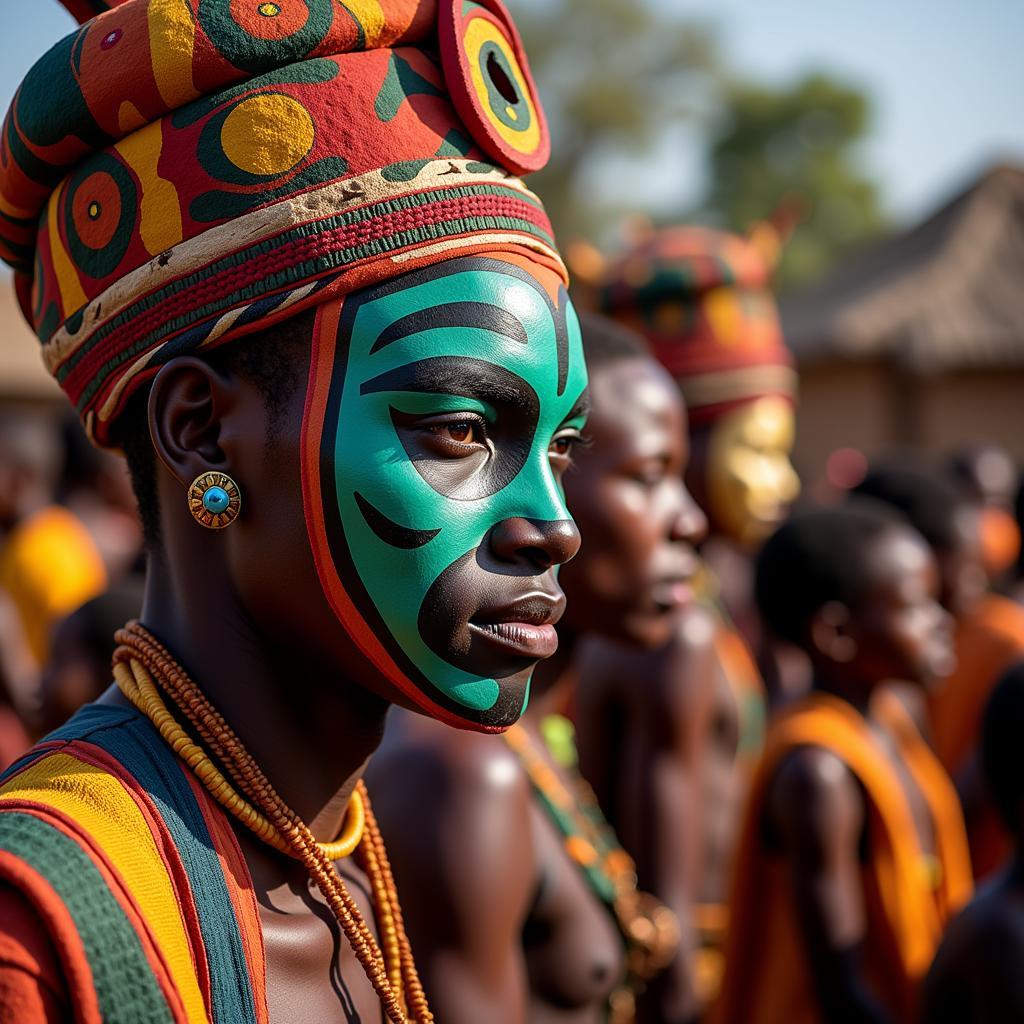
[600, 226, 795, 426]
[1, 0, 560, 445]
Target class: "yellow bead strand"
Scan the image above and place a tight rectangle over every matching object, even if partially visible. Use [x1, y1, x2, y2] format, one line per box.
[114, 659, 364, 860]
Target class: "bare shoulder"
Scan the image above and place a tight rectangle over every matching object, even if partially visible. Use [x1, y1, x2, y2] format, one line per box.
[368, 708, 530, 808]
[767, 746, 864, 852]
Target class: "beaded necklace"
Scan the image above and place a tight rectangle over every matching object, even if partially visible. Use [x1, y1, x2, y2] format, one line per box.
[113, 622, 432, 1024]
[503, 720, 679, 1022]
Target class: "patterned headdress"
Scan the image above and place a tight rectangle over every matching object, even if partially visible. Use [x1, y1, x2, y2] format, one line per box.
[600, 226, 796, 426]
[1, 0, 559, 445]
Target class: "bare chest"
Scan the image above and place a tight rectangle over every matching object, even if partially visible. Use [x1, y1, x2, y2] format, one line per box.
[523, 797, 625, 1022]
[257, 864, 387, 1024]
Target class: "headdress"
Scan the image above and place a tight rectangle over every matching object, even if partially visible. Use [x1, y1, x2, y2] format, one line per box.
[600, 226, 795, 426]
[1, 0, 560, 445]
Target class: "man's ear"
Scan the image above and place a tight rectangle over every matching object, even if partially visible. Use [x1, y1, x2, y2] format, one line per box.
[810, 601, 858, 663]
[148, 356, 238, 488]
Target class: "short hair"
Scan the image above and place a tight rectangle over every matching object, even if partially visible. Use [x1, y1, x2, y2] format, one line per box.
[116, 307, 316, 546]
[850, 459, 968, 554]
[947, 443, 1017, 506]
[981, 660, 1024, 831]
[577, 311, 652, 370]
[755, 500, 907, 647]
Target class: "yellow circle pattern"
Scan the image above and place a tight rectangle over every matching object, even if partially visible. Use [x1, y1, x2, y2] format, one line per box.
[221, 94, 315, 177]
[464, 18, 541, 157]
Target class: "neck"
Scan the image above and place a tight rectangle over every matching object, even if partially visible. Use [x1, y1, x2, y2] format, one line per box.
[811, 670, 876, 717]
[132, 547, 389, 841]
[523, 627, 578, 730]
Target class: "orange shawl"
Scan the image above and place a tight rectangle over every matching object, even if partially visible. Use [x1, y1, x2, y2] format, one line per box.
[928, 594, 1024, 878]
[714, 693, 971, 1024]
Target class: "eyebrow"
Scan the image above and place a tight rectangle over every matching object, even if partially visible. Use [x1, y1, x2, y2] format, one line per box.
[360, 357, 538, 414]
[370, 302, 529, 355]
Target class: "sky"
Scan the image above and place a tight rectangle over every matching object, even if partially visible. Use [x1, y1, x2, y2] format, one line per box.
[2, 3, 1022, 229]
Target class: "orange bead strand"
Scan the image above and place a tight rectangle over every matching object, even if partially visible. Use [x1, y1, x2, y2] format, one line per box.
[112, 622, 432, 1024]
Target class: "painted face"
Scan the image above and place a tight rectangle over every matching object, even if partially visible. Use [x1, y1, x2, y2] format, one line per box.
[705, 396, 800, 546]
[560, 355, 706, 649]
[302, 256, 588, 731]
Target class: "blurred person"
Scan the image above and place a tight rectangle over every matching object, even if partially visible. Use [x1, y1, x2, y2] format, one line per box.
[946, 443, 1020, 585]
[368, 314, 709, 1023]
[0, 591, 31, 769]
[594, 226, 801, 1000]
[0, 0, 587, 1019]
[717, 504, 971, 1024]
[37, 576, 144, 737]
[921, 659, 1024, 1023]
[58, 413, 145, 580]
[600, 225, 800, 649]
[0, 410, 106, 670]
[853, 459, 1024, 878]
[1008, 474, 1024, 606]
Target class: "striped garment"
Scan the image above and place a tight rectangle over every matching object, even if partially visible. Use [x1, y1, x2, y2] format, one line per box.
[0, 703, 267, 1023]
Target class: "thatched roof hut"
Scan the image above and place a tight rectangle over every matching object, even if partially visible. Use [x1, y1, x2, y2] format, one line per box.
[780, 164, 1024, 479]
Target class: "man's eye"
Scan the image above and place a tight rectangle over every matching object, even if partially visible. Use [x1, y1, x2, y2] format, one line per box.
[427, 420, 482, 445]
[549, 433, 590, 461]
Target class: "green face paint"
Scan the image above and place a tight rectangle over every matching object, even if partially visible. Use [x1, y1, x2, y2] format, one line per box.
[303, 256, 588, 731]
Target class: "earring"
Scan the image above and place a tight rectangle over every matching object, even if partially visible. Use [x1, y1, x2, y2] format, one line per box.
[188, 471, 242, 530]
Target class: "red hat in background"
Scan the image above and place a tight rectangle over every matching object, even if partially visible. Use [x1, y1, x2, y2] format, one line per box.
[600, 226, 796, 426]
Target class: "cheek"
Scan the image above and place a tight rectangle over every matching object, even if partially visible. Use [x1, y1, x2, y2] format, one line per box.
[575, 484, 658, 580]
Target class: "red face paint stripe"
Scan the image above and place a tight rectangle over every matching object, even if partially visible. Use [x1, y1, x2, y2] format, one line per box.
[300, 296, 514, 734]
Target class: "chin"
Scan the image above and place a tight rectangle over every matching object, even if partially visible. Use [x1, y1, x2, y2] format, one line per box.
[604, 609, 678, 651]
[394, 666, 534, 734]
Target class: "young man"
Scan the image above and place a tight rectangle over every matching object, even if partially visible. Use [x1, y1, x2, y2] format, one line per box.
[592, 225, 801, 1003]
[0, 2, 586, 1020]
[716, 504, 972, 1024]
[921, 660, 1024, 1023]
[853, 460, 1024, 878]
[367, 314, 710, 1022]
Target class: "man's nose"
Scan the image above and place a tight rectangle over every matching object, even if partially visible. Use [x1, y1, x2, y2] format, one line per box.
[670, 485, 708, 546]
[488, 517, 581, 570]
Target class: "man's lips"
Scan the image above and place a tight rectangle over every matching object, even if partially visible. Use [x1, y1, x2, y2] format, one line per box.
[468, 593, 564, 660]
[651, 552, 701, 610]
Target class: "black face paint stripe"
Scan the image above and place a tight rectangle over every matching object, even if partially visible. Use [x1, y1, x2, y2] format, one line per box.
[370, 302, 529, 355]
[360, 356, 538, 414]
[357, 257, 572, 394]
[354, 492, 440, 549]
[554, 287, 570, 397]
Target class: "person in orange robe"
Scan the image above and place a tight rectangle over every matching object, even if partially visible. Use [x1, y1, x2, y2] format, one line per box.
[853, 460, 1024, 879]
[716, 503, 972, 1024]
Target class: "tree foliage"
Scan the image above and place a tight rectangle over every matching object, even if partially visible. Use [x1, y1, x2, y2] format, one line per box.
[515, 0, 719, 244]
[514, 0, 888, 287]
[699, 73, 889, 287]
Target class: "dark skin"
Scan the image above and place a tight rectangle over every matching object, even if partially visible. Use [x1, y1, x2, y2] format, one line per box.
[53, 293, 584, 1020]
[576, 424, 771, 973]
[920, 851, 1024, 1023]
[368, 355, 707, 1023]
[765, 528, 955, 1024]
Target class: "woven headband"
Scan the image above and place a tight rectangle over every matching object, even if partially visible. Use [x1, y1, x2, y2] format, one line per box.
[1, 0, 560, 444]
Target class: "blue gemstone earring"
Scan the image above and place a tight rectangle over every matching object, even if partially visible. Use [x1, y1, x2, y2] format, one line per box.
[188, 471, 242, 530]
